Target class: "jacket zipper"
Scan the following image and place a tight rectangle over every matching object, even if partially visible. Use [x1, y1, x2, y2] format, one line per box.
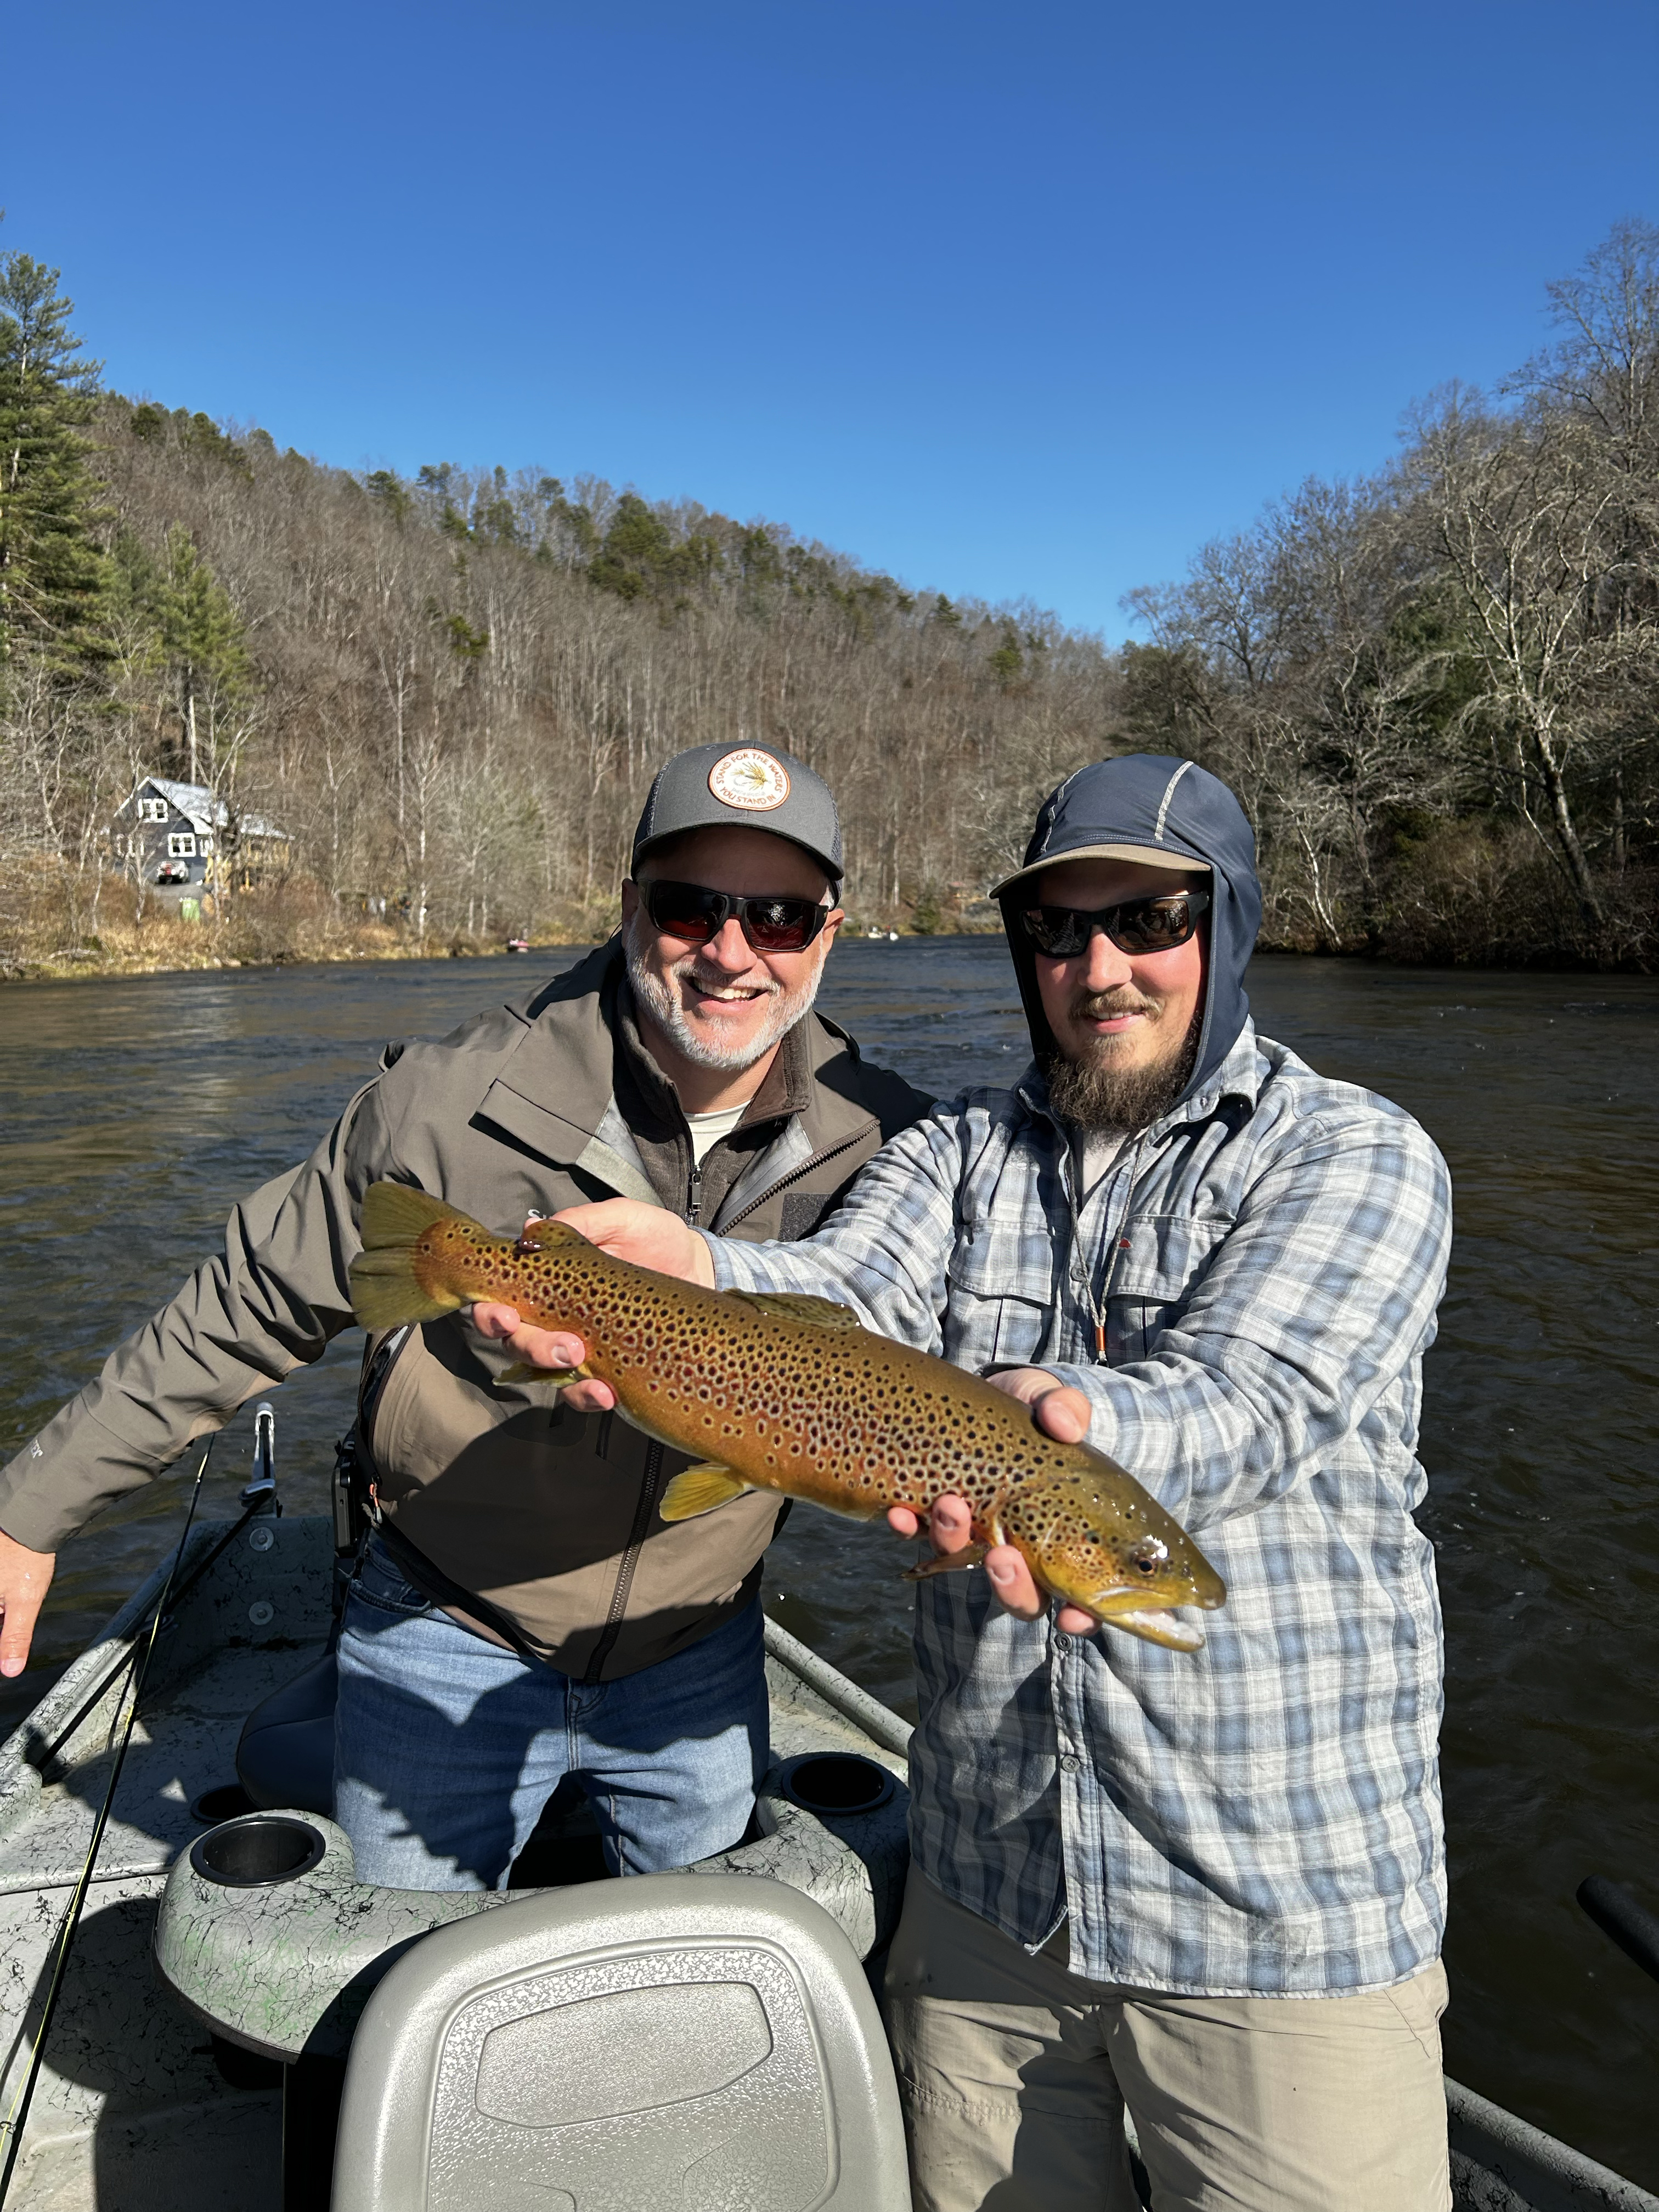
[716, 1126, 871, 1233]
[584, 1132, 699, 1680]
[581, 1121, 872, 1678]
[584, 1439, 666, 1683]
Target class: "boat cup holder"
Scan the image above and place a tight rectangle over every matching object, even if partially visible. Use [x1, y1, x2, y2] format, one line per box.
[190, 1813, 328, 1888]
[777, 1752, 896, 1817]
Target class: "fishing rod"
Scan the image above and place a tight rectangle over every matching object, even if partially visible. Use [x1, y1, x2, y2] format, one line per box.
[0, 1436, 225, 2207]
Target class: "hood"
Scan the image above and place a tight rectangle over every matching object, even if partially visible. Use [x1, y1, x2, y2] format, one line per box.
[996, 754, 1262, 1109]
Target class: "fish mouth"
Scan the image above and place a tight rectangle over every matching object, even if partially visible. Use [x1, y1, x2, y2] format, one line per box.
[1086, 1602, 1208, 1653]
[1079, 1584, 1221, 1652]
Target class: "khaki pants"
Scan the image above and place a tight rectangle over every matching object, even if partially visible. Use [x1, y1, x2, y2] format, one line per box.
[882, 1877, 1451, 2212]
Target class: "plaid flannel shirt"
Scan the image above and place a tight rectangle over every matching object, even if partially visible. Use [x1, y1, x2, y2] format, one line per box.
[708, 1019, 1452, 1996]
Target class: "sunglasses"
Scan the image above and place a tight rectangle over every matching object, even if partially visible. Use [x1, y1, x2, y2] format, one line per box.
[641, 878, 833, 954]
[1020, 888, 1210, 959]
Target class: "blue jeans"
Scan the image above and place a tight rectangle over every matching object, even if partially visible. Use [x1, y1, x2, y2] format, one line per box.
[333, 1538, 769, 1890]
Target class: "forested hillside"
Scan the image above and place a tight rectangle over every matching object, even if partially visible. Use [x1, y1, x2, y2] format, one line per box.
[1, 221, 1655, 972]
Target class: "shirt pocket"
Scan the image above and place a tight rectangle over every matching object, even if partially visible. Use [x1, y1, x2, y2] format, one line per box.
[944, 1236, 1057, 1368]
[1104, 1214, 1232, 1363]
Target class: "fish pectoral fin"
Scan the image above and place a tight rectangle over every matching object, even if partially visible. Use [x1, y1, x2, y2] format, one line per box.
[497, 1361, 592, 1387]
[658, 1463, 752, 1521]
[727, 1290, 866, 1332]
[901, 1543, 990, 1582]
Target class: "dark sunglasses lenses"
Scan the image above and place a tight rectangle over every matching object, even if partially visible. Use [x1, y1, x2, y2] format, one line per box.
[1023, 892, 1206, 957]
[645, 881, 825, 952]
[740, 897, 825, 951]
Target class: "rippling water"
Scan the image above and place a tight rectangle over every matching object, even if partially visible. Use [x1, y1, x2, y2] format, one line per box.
[2, 944, 1656, 2182]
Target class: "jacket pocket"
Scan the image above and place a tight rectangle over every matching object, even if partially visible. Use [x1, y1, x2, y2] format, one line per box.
[944, 1238, 1056, 1368]
[1104, 1214, 1231, 1362]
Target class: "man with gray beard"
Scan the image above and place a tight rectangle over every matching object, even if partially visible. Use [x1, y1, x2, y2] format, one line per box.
[0, 743, 927, 1891]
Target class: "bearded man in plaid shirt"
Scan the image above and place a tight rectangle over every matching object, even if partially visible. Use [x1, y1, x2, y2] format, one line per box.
[484, 755, 1455, 2212]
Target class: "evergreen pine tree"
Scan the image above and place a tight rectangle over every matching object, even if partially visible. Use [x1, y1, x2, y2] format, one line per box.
[0, 253, 110, 686]
[159, 525, 249, 785]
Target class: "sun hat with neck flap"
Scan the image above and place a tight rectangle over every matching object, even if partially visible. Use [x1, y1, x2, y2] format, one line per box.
[631, 742, 843, 888]
[992, 753, 1264, 1109]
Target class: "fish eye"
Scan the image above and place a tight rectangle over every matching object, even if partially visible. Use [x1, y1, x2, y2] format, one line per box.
[1128, 1537, 1169, 1576]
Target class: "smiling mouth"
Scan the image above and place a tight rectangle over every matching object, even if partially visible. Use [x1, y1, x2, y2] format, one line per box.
[686, 981, 770, 1007]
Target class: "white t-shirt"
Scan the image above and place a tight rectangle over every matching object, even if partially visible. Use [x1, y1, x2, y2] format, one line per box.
[1074, 1127, 1129, 1201]
[685, 1100, 753, 1165]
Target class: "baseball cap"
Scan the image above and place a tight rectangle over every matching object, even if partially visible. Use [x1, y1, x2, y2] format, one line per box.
[990, 756, 1217, 900]
[631, 743, 843, 885]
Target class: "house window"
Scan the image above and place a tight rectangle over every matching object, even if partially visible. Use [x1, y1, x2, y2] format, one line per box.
[199, 835, 214, 855]
[138, 798, 169, 823]
[168, 833, 196, 857]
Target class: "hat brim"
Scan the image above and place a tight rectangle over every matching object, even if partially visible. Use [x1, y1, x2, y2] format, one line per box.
[991, 843, 1212, 900]
[634, 825, 842, 887]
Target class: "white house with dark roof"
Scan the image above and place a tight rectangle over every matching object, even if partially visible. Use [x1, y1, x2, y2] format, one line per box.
[112, 777, 292, 890]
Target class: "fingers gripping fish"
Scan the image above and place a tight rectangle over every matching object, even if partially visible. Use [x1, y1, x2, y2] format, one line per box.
[349, 1182, 1226, 1650]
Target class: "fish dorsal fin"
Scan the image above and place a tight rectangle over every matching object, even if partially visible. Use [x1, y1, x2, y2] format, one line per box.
[518, 1217, 590, 1249]
[359, 1180, 468, 1250]
[729, 1290, 865, 1332]
[658, 1463, 751, 1521]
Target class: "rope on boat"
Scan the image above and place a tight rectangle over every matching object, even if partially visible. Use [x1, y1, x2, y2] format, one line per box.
[0, 1442, 218, 2207]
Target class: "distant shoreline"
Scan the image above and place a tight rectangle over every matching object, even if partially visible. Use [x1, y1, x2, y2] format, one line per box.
[4, 930, 1647, 986]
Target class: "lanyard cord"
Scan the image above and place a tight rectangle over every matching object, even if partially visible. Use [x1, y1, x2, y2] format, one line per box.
[1060, 1130, 1147, 1361]
[0, 1441, 216, 2205]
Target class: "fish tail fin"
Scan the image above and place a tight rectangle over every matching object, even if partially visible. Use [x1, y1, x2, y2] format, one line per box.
[658, 1463, 750, 1521]
[349, 1181, 471, 1328]
[359, 1180, 469, 1250]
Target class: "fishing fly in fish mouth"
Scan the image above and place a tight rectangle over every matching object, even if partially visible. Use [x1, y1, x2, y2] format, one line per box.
[351, 1182, 1226, 1650]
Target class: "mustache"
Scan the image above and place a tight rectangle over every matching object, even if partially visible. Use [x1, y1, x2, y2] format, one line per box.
[674, 953, 782, 1000]
[1070, 987, 1163, 1024]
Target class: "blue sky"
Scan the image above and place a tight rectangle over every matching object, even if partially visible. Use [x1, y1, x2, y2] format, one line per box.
[7, 0, 1656, 636]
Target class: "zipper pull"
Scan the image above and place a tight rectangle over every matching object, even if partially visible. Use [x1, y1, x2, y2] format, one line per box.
[686, 1164, 703, 1225]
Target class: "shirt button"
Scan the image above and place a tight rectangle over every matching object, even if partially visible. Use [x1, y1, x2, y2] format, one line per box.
[1059, 1753, 1084, 1775]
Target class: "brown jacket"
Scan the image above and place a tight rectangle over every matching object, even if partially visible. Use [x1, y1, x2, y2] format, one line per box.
[0, 943, 930, 1676]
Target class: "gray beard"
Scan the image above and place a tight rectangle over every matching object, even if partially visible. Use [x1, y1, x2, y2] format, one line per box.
[1047, 1012, 1201, 1136]
[624, 915, 822, 1073]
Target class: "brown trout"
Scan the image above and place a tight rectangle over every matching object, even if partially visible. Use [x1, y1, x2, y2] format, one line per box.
[349, 1181, 1226, 1649]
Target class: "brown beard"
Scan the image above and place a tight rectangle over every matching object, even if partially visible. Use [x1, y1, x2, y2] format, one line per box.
[1046, 994, 1201, 1135]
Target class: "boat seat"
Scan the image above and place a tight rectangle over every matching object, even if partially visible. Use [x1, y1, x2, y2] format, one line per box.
[236, 1650, 337, 1816]
[330, 1871, 911, 2212]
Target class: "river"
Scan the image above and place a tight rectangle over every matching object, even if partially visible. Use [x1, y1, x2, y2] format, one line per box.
[2, 943, 1656, 2183]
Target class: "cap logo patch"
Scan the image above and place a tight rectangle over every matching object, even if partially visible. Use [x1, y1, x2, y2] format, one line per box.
[709, 748, 790, 812]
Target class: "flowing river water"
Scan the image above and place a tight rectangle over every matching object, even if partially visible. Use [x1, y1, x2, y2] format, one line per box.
[2, 943, 1656, 2182]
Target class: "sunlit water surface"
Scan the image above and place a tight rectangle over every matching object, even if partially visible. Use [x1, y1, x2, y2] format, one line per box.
[1, 944, 1655, 2181]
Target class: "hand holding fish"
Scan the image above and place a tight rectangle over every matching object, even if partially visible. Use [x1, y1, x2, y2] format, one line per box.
[469, 1198, 712, 1408]
[884, 1374, 1101, 1635]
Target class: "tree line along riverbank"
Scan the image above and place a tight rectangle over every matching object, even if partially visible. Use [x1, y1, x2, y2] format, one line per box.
[2, 221, 1655, 976]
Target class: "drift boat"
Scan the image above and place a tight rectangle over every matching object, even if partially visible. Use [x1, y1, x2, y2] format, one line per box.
[0, 1419, 1653, 2211]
